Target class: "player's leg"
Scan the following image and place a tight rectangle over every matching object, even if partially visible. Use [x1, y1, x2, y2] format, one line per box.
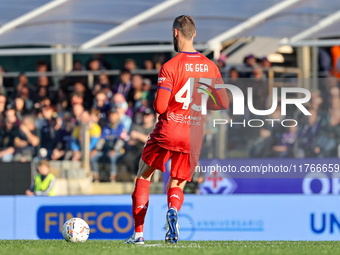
[126, 159, 155, 244]
[165, 176, 186, 244]
[166, 176, 186, 211]
[165, 151, 191, 244]
[126, 139, 172, 244]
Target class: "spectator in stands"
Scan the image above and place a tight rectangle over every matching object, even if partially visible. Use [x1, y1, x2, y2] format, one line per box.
[15, 73, 33, 98]
[144, 59, 154, 70]
[309, 90, 324, 111]
[37, 97, 51, 110]
[318, 48, 332, 78]
[113, 93, 133, 118]
[70, 92, 84, 109]
[93, 73, 112, 98]
[14, 96, 26, 122]
[62, 60, 87, 88]
[154, 53, 166, 69]
[249, 67, 268, 111]
[88, 58, 105, 71]
[36, 84, 47, 100]
[216, 52, 227, 72]
[90, 108, 101, 124]
[229, 68, 239, 80]
[252, 66, 264, 80]
[55, 88, 69, 116]
[51, 113, 73, 160]
[330, 45, 340, 79]
[113, 68, 132, 99]
[92, 90, 112, 121]
[298, 109, 321, 157]
[240, 54, 258, 78]
[141, 78, 154, 107]
[121, 108, 155, 176]
[26, 159, 55, 196]
[91, 107, 126, 182]
[36, 76, 53, 95]
[14, 115, 40, 162]
[124, 58, 137, 71]
[72, 103, 84, 125]
[0, 66, 11, 93]
[228, 68, 243, 95]
[273, 125, 297, 158]
[249, 127, 273, 158]
[70, 110, 101, 161]
[36, 59, 48, 73]
[244, 54, 257, 68]
[6, 108, 20, 127]
[116, 101, 132, 132]
[260, 57, 271, 69]
[74, 82, 92, 110]
[127, 74, 143, 109]
[0, 117, 19, 162]
[19, 87, 34, 112]
[143, 78, 152, 93]
[143, 60, 157, 84]
[38, 106, 61, 159]
[73, 60, 85, 71]
[0, 95, 6, 127]
[314, 109, 340, 158]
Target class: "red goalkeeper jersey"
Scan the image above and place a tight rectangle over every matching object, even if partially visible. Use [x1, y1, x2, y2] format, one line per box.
[149, 51, 223, 154]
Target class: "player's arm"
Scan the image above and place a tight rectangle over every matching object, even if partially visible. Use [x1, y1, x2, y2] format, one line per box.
[153, 65, 173, 114]
[153, 89, 171, 114]
[207, 70, 229, 110]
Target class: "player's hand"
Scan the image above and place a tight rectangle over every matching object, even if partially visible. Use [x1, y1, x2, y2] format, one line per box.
[25, 190, 34, 196]
[109, 150, 116, 157]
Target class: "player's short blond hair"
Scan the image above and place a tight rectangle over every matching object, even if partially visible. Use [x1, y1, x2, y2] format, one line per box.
[173, 15, 196, 40]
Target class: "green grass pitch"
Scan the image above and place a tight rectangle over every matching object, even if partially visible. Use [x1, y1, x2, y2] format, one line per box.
[0, 240, 339, 255]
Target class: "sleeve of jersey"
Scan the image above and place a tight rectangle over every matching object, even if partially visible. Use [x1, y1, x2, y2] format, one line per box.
[154, 65, 172, 114]
[157, 65, 173, 92]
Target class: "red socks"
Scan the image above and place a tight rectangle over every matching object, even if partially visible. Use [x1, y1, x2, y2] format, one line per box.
[132, 178, 150, 232]
[132, 180, 184, 233]
[167, 187, 184, 211]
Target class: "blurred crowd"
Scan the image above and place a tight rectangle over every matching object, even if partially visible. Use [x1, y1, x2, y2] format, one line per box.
[0, 49, 340, 183]
[201, 50, 340, 159]
[0, 57, 158, 182]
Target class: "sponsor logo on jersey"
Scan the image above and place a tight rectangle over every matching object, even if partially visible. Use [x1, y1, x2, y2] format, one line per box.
[158, 77, 166, 83]
[136, 205, 148, 209]
[168, 112, 184, 123]
[168, 112, 202, 125]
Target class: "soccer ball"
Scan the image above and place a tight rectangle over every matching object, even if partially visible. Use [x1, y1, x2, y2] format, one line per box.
[62, 218, 90, 242]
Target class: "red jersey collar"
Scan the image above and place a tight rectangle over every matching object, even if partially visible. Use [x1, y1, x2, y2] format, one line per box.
[179, 51, 200, 54]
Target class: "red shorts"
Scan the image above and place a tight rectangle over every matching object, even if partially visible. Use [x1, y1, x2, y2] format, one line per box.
[141, 139, 199, 182]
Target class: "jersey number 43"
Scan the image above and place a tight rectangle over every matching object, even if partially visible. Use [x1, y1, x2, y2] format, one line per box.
[175, 77, 212, 115]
